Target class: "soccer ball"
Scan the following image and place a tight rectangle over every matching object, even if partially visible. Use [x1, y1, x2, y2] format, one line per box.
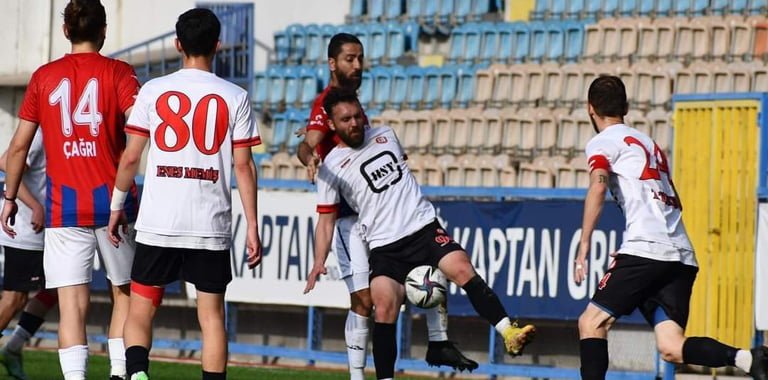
[405, 265, 448, 309]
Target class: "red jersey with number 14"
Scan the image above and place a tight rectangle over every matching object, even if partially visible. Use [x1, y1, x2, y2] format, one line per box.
[18, 52, 140, 228]
[126, 68, 261, 238]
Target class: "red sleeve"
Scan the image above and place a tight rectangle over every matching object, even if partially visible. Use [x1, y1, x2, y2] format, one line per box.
[588, 154, 611, 173]
[115, 62, 140, 113]
[316, 204, 339, 214]
[125, 124, 150, 137]
[233, 136, 262, 148]
[306, 101, 330, 133]
[18, 71, 40, 123]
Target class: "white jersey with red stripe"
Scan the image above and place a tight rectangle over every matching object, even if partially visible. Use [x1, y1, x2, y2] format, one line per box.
[125, 68, 261, 240]
[586, 123, 697, 266]
[316, 126, 435, 249]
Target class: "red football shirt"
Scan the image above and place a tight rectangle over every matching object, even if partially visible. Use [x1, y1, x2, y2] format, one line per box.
[18, 52, 140, 227]
[306, 86, 369, 160]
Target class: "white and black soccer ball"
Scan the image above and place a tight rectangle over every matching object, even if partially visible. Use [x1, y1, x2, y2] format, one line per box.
[405, 265, 447, 309]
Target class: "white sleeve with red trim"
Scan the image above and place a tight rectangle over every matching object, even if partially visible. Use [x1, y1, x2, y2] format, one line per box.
[315, 165, 340, 214]
[232, 91, 262, 148]
[124, 85, 151, 137]
[585, 136, 617, 173]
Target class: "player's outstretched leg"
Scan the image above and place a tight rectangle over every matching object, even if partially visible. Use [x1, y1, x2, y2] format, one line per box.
[424, 303, 478, 372]
[0, 290, 58, 380]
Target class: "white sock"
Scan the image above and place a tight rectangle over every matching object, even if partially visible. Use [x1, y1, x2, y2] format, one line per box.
[425, 303, 449, 342]
[494, 317, 512, 335]
[59, 345, 88, 380]
[6, 326, 32, 354]
[345, 310, 369, 380]
[735, 349, 753, 373]
[108, 338, 127, 378]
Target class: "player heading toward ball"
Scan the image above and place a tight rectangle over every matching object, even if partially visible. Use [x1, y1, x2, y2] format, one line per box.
[305, 88, 535, 380]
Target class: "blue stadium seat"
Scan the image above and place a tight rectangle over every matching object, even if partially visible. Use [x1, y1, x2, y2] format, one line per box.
[497, 23, 514, 63]
[584, 0, 602, 19]
[637, 0, 655, 16]
[406, 65, 425, 109]
[316, 65, 330, 89]
[750, 0, 768, 14]
[283, 67, 300, 107]
[563, 22, 584, 63]
[406, 0, 423, 22]
[619, 0, 638, 16]
[710, 0, 729, 14]
[352, 24, 370, 56]
[368, 0, 385, 20]
[423, 0, 439, 21]
[672, 0, 692, 15]
[349, 0, 366, 21]
[550, 0, 567, 19]
[438, 67, 457, 109]
[403, 21, 421, 52]
[528, 22, 547, 62]
[455, 0, 472, 24]
[287, 109, 306, 153]
[692, 0, 709, 15]
[545, 24, 565, 62]
[423, 66, 441, 109]
[454, 64, 476, 108]
[390, 65, 408, 109]
[298, 66, 319, 109]
[531, 0, 550, 20]
[565, 0, 584, 19]
[384, 0, 404, 20]
[386, 22, 406, 63]
[369, 23, 387, 65]
[267, 66, 285, 109]
[479, 23, 499, 65]
[602, 0, 620, 16]
[510, 22, 530, 63]
[269, 112, 289, 152]
[320, 24, 337, 55]
[731, 0, 748, 14]
[437, 0, 454, 24]
[273, 31, 290, 63]
[359, 71, 374, 108]
[371, 67, 392, 109]
[655, 0, 671, 15]
[447, 25, 466, 64]
[287, 24, 306, 64]
[252, 72, 268, 106]
[464, 23, 482, 62]
[471, 0, 494, 20]
[304, 24, 323, 64]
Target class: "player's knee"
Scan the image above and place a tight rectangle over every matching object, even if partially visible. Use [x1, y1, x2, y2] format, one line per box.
[350, 291, 373, 316]
[372, 298, 400, 323]
[578, 310, 612, 336]
[656, 334, 685, 363]
[34, 290, 58, 309]
[130, 281, 164, 307]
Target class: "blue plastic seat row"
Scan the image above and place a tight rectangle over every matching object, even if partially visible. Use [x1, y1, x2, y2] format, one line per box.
[349, 0, 502, 24]
[252, 65, 330, 111]
[448, 21, 586, 65]
[269, 108, 311, 153]
[356, 64, 486, 111]
[274, 22, 419, 65]
[532, 0, 766, 19]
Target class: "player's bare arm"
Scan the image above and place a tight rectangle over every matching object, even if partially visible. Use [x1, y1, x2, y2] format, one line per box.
[304, 210, 336, 294]
[297, 129, 324, 183]
[233, 146, 262, 269]
[1, 120, 38, 238]
[108, 133, 148, 247]
[575, 168, 609, 284]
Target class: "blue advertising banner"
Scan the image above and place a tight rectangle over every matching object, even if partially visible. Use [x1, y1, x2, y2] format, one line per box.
[432, 200, 644, 323]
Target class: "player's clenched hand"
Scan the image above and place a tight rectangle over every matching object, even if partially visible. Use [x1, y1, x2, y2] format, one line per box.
[306, 153, 320, 184]
[303, 263, 327, 294]
[246, 225, 262, 269]
[1, 199, 18, 238]
[294, 127, 307, 138]
[30, 203, 44, 233]
[107, 210, 127, 248]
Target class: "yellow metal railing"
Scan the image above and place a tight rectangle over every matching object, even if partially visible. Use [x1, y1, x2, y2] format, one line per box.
[673, 100, 759, 348]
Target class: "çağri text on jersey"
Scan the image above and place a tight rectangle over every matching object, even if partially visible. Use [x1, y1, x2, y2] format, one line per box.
[63, 138, 97, 159]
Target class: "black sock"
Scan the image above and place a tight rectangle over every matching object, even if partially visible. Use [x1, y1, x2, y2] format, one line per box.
[202, 371, 226, 380]
[682, 337, 738, 367]
[373, 322, 397, 379]
[125, 345, 150, 376]
[17, 312, 44, 335]
[461, 275, 507, 326]
[580, 338, 609, 380]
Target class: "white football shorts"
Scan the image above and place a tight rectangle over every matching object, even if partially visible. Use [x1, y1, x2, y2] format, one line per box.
[332, 216, 370, 293]
[44, 224, 136, 288]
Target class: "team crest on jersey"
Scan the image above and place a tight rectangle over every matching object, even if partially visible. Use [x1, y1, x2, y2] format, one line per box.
[375, 136, 388, 144]
[598, 273, 612, 290]
[360, 151, 402, 193]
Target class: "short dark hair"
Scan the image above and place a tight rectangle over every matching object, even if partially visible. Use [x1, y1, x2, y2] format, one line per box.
[63, 0, 106, 44]
[327, 33, 363, 60]
[323, 88, 360, 120]
[588, 76, 629, 118]
[176, 8, 220, 57]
